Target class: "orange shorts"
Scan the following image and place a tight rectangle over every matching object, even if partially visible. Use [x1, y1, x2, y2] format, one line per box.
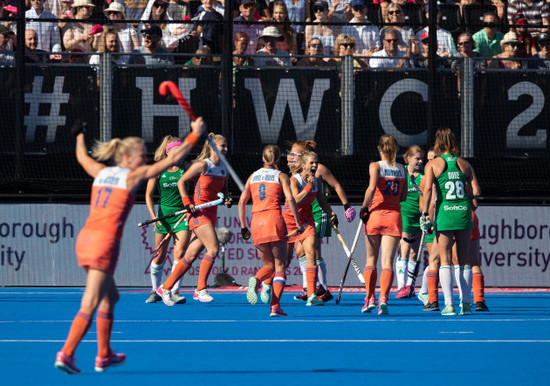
[366, 209, 402, 237]
[188, 206, 218, 231]
[285, 213, 316, 244]
[251, 210, 287, 245]
[471, 211, 480, 241]
[75, 228, 120, 275]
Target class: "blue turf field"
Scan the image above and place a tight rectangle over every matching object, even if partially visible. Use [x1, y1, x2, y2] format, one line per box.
[1, 288, 549, 386]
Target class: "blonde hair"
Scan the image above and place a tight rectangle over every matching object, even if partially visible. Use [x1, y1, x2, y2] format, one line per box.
[154, 135, 182, 161]
[433, 127, 459, 156]
[292, 150, 318, 174]
[292, 140, 317, 153]
[385, 3, 405, 23]
[196, 132, 226, 161]
[92, 137, 144, 164]
[334, 34, 356, 55]
[97, 27, 121, 54]
[262, 144, 281, 168]
[378, 134, 398, 165]
[403, 145, 424, 164]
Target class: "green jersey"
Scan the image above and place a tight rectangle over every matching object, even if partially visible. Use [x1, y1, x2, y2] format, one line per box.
[155, 164, 189, 234]
[401, 170, 423, 234]
[311, 181, 332, 237]
[435, 155, 472, 231]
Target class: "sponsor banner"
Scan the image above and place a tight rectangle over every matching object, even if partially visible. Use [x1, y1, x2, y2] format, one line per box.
[0, 205, 548, 287]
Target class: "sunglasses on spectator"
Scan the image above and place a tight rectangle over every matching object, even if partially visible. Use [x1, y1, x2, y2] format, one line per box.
[242, 3, 255, 9]
[341, 43, 355, 48]
[352, 5, 364, 11]
[385, 39, 399, 43]
[153, 2, 168, 9]
[483, 22, 496, 28]
[310, 43, 322, 48]
[315, 7, 327, 12]
[507, 43, 519, 48]
[457, 41, 471, 46]
[107, 11, 121, 16]
[388, 10, 401, 15]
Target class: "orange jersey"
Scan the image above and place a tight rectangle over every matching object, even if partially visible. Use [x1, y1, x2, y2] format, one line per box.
[250, 167, 283, 213]
[283, 173, 317, 225]
[369, 161, 406, 212]
[193, 158, 227, 205]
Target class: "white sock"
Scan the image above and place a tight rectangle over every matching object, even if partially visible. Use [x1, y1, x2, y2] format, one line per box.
[150, 262, 164, 289]
[298, 255, 307, 289]
[171, 262, 182, 294]
[395, 257, 407, 289]
[439, 265, 453, 306]
[316, 258, 327, 290]
[460, 265, 472, 304]
[406, 260, 418, 286]
[420, 266, 429, 294]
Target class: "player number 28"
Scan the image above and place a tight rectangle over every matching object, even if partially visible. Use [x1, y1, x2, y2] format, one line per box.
[445, 180, 465, 200]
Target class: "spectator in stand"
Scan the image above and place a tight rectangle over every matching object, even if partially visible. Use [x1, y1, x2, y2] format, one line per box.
[415, 2, 458, 57]
[3, 4, 18, 35]
[514, 13, 537, 57]
[191, 0, 224, 54]
[282, 0, 310, 53]
[489, 31, 523, 68]
[333, 33, 368, 67]
[297, 36, 336, 66]
[0, 24, 15, 66]
[507, 0, 550, 38]
[89, 27, 127, 66]
[184, 45, 213, 66]
[233, 31, 254, 66]
[26, 0, 62, 54]
[233, 0, 264, 54]
[341, 0, 380, 57]
[527, 31, 550, 68]
[254, 26, 292, 66]
[410, 32, 449, 68]
[451, 32, 488, 70]
[370, 27, 409, 68]
[327, 0, 351, 26]
[25, 28, 48, 63]
[473, 12, 503, 58]
[140, 0, 187, 51]
[305, 1, 336, 56]
[63, 0, 100, 57]
[380, 3, 418, 55]
[129, 25, 175, 64]
[103, 1, 140, 53]
[272, 2, 297, 56]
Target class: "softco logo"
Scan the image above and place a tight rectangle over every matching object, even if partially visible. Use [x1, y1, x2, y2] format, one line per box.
[444, 205, 468, 211]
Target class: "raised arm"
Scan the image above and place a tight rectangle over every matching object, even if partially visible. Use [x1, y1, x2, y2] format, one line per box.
[74, 132, 105, 178]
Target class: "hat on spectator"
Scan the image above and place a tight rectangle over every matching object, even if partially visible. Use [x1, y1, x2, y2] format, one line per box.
[500, 31, 519, 48]
[314, 1, 329, 11]
[0, 25, 14, 36]
[350, 0, 366, 8]
[421, 32, 429, 43]
[104, 1, 126, 18]
[537, 32, 550, 43]
[240, 0, 255, 6]
[5, 4, 17, 15]
[259, 26, 282, 40]
[141, 25, 163, 37]
[71, 0, 95, 8]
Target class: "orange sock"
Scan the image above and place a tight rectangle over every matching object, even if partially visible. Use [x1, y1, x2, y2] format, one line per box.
[255, 266, 274, 282]
[197, 254, 216, 291]
[62, 310, 92, 357]
[379, 268, 393, 300]
[270, 272, 285, 307]
[96, 310, 113, 358]
[164, 258, 191, 290]
[363, 265, 377, 301]
[306, 265, 318, 297]
[473, 272, 485, 303]
[427, 270, 439, 304]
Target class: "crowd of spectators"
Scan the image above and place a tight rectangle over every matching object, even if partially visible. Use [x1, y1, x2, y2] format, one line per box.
[0, 0, 548, 68]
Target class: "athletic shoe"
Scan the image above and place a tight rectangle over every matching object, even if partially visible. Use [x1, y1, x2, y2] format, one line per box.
[246, 277, 259, 305]
[395, 286, 410, 299]
[417, 292, 429, 306]
[54, 351, 81, 374]
[171, 291, 186, 305]
[315, 286, 326, 297]
[459, 303, 472, 315]
[294, 288, 308, 301]
[94, 352, 126, 372]
[441, 305, 457, 316]
[145, 290, 162, 303]
[306, 294, 325, 306]
[361, 297, 377, 313]
[193, 289, 214, 302]
[260, 283, 272, 304]
[422, 302, 440, 312]
[319, 290, 333, 303]
[156, 285, 175, 306]
[270, 306, 287, 317]
[378, 297, 389, 315]
[475, 301, 489, 312]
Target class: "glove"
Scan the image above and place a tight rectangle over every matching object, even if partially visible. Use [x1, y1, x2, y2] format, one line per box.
[344, 203, 356, 222]
[359, 207, 370, 224]
[89, 24, 104, 37]
[241, 227, 251, 240]
[420, 212, 432, 233]
[330, 213, 338, 228]
[225, 197, 233, 208]
[70, 120, 87, 137]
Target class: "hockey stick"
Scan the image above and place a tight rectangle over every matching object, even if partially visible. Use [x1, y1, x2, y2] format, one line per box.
[138, 193, 224, 227]
[331, 223, 365, 284]
[152, 214, 186, 258]
[159, 81, 245, 192]
[336, 221, 364, 305]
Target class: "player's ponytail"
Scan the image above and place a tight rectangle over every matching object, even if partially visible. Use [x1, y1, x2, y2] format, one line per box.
[262, 144, 281, 169]
[378, 135, 397, 166]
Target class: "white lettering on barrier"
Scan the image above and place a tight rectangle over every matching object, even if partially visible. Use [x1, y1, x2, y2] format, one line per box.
[245, 78, 330, 143]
